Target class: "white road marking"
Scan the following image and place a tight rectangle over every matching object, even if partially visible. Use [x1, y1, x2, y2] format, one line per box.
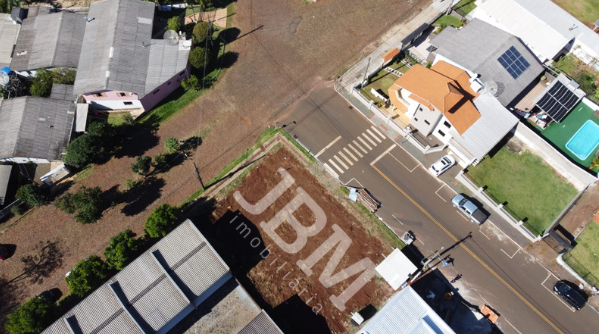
[354, 136, 372, 153]
[501, 248, 520, 259]
[366, 129, 382, 143]
[343, 147, 358, 161]
[541, 272, 576, 312]
[334, 155, 349, 169]
[503, 318, 523, 334]
[388, 151, 419, 172]
[358, 136, 373, 150]
[371, 126, 386, 140]
[485, 220, 523, 252]
[338, 151, 354, 165]
[314, 136, 341, 158]
[362, 132, 378, 146]
[343, 177, 364, 187]
[353, 139, 369, 153]
[478, 228, 492, 240]
[323, 163, 339, 179]
[328, 159, 345, 174]
[391, 214, 404, 225]
[348, 143, 364, 157]
[435, 184, 447, 202]
[370, 145, 396, 165]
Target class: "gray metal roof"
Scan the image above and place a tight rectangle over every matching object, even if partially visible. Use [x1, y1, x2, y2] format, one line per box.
[49, 84, 75, 101]
[0, 164, 12, 205]
[0, 97, 75, 161]
[0, 14, 20, 68]
[238, 310, 284, 334]
[73, 0, 189, 98]
[10, 10, 86, 71]
[431, 19, 544, 106]
[358, 286, 455, 334]
[450, 92, 519, 162]
[43, 219, 231, 334]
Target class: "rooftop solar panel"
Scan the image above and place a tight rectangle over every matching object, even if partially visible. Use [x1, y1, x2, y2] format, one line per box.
[497, 46, 530, 79]
[536, 81, 581, 122]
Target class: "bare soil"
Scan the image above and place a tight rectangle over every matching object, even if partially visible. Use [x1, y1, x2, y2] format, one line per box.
[0, 0, 431, 329]
[201, 146, 394, 333]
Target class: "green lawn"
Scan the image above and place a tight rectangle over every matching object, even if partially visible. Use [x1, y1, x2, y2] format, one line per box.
[453, 0, 477, 17]
[360, 60, 410, 104]
[467, 147, 578, 235]
[536, 101, 599, 170]
[553, 0, 599, 27]
[433, 15, 463, 28]
[564, 222, 599, 287]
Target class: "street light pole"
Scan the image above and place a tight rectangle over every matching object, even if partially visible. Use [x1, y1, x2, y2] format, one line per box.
[361, 57, 371, 88]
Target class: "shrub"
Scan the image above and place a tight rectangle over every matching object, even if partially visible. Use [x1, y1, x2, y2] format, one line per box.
[52, 68, 77, 85]
[55, 193, 76, 214]
[71, 186, 104, 224]
[16, 184, 47, 207]
[189, 47, 212, 69]
[65, 255, 109, 297]
[164, 138, 180, 153]
[181, 75, 200, 91]
[167, 16, 181, 32]
[153, 153, 166, 168]
[145, 204, 179, 238]
[131, 156, 152, 176]
[125, 178, 140, 190]
[5, 297, 53, 334]
[104, 230, 141, 270]
[29, 68, 53, 97]
[63, 133, 102, 168]
[10, 204, 27, 216]
[192, 21, 210, 45]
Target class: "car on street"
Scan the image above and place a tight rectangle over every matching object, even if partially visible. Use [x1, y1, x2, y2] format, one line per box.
[553, 280, 587, 310]
[0, 245, 8, 260]
[451, 194, 488, 225]
[429, 155, 456, 176]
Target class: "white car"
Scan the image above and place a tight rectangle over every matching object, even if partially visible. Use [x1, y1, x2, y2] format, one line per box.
[429, 155, 456, 176]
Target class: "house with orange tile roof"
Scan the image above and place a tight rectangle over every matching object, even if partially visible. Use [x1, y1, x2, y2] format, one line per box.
[388, 61, 518, 165]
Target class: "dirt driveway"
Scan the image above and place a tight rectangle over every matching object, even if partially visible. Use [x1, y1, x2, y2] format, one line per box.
[0, 0, 431, 328]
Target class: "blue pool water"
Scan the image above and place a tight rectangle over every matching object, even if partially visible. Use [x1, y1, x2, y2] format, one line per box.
[565, 120, 599, 160]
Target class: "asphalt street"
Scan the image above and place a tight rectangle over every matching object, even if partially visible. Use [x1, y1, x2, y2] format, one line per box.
[281, 84, 599, 334]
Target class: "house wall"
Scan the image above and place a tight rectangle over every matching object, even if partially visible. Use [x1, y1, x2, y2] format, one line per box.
[84, 91, 143, 111]
[431, 115, 453, 145]
[410, 106, 441, 136]
[0, 157, 50, 164]
[140, 68, 189, 112]
[571, 39, 599, 68]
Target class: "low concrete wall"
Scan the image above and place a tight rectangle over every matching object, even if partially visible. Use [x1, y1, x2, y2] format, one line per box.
[512, 122, 597, 191]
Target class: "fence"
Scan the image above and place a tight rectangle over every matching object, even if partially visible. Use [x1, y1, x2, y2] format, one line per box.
[563, 252, 599, 288]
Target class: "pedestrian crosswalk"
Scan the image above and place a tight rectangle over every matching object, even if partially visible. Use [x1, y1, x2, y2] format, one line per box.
[323, 126, 387, 177]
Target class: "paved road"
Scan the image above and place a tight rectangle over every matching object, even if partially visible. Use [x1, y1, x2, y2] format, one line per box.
[281, 84, 599, 334]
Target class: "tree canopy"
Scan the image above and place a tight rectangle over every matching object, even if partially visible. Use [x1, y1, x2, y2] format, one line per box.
[189, 47, 212, 69]
[192, 22, 210, 45]
[5, 297, 53, 334]
[65, 255, 109, 297]
[71, 186, 104, 224]
[29, 69, 53, 97]
[145, 204, 179, 238]
[131, 156, 152, 176]
[16, 184, 47, 207]
[167, 16, 181, 32]
[164, 138, 180, 153]
[104, 230, 141, 270]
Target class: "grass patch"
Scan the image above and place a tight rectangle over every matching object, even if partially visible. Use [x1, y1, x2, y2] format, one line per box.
[553, 54, 599, 101]
[226, 2, 236, 28]
[360, 59, 411, 104]
[553, 0, 599, 26]
[137, 88, 203, 127]
[554, 54, 579, 74]
[355, 201, 405, 250]
[107, 114, 130, 127]
[564, 222, 599, 287]
[434, 15, 463, 29]
[467, 147, 577, 235]
[453, 0, 476, 16]
[75, 165, 94, 181]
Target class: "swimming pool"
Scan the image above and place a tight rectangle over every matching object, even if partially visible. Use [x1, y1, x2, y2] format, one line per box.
[565, 120, 599, 160]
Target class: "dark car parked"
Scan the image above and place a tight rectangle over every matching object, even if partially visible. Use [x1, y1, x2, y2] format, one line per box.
[553, 280, 587, 310]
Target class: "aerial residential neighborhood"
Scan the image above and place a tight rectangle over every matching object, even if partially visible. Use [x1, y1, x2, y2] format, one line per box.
[4, 0, 599, 333]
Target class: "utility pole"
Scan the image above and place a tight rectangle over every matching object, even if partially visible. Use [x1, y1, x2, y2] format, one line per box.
[193, 162, 205, 191]
[361, 57, 371, 88]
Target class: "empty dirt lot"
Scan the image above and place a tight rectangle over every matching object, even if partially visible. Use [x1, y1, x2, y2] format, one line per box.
[0, 0, 431, 329]
[198, 146, 396, 333]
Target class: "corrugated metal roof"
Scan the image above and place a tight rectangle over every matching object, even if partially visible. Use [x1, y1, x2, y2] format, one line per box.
[0, 97, 75, 161]
[431, 19, 544, 106]
[238, 310, 284, 334]
[358, 286, 455, 334]
[0, 164, 12, 205]
[49, 84, 75, 101]
[73, 0, 188, 99]
[10, 11, 85, 71]
[450, 92, 519, 162]
[0, 14, 20, 68]
[375, 248, 418, 290]
[74, 103, 88, 132]
[42, 219, 231, 334]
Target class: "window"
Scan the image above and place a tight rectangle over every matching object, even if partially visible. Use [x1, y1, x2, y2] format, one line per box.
[438, 130, 445, 137]
[118, 92, 128, 97]
[152, 89, 160, 95]
[444, 121, 451, 128]
[123, 101, 133, 106]
[424, 120, 430, 125]
[167, 81, 171, 86]
[414, 117, 419, 122]
[93, 93, 105, 98]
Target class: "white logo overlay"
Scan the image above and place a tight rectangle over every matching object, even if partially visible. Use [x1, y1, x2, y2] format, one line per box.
[233, 167, 376, 312]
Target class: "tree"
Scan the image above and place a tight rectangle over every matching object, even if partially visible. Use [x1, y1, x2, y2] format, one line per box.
[131, 156, 152, 176]
[55, 193, 76, 214]
[65, 255, 109, 297]
[145, 204, 179, 238]
[104, 230, 141, 270]
[164, 138, 180, 153]
[63, 134, 101, 168]
[181, 75, 200, 91]
[591, 156, 599, 170]
[16, 184, 47, 207]
[189, 47, 212, 69]
[29, 68, 53, 97]
[5, 297, 53, 334]
[152, 153, 166, 168]
[71, 186, 104, 224]
[192, 21, 210, 45]
[167, 16, 181, 32]
[51, 68, 77, 85]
